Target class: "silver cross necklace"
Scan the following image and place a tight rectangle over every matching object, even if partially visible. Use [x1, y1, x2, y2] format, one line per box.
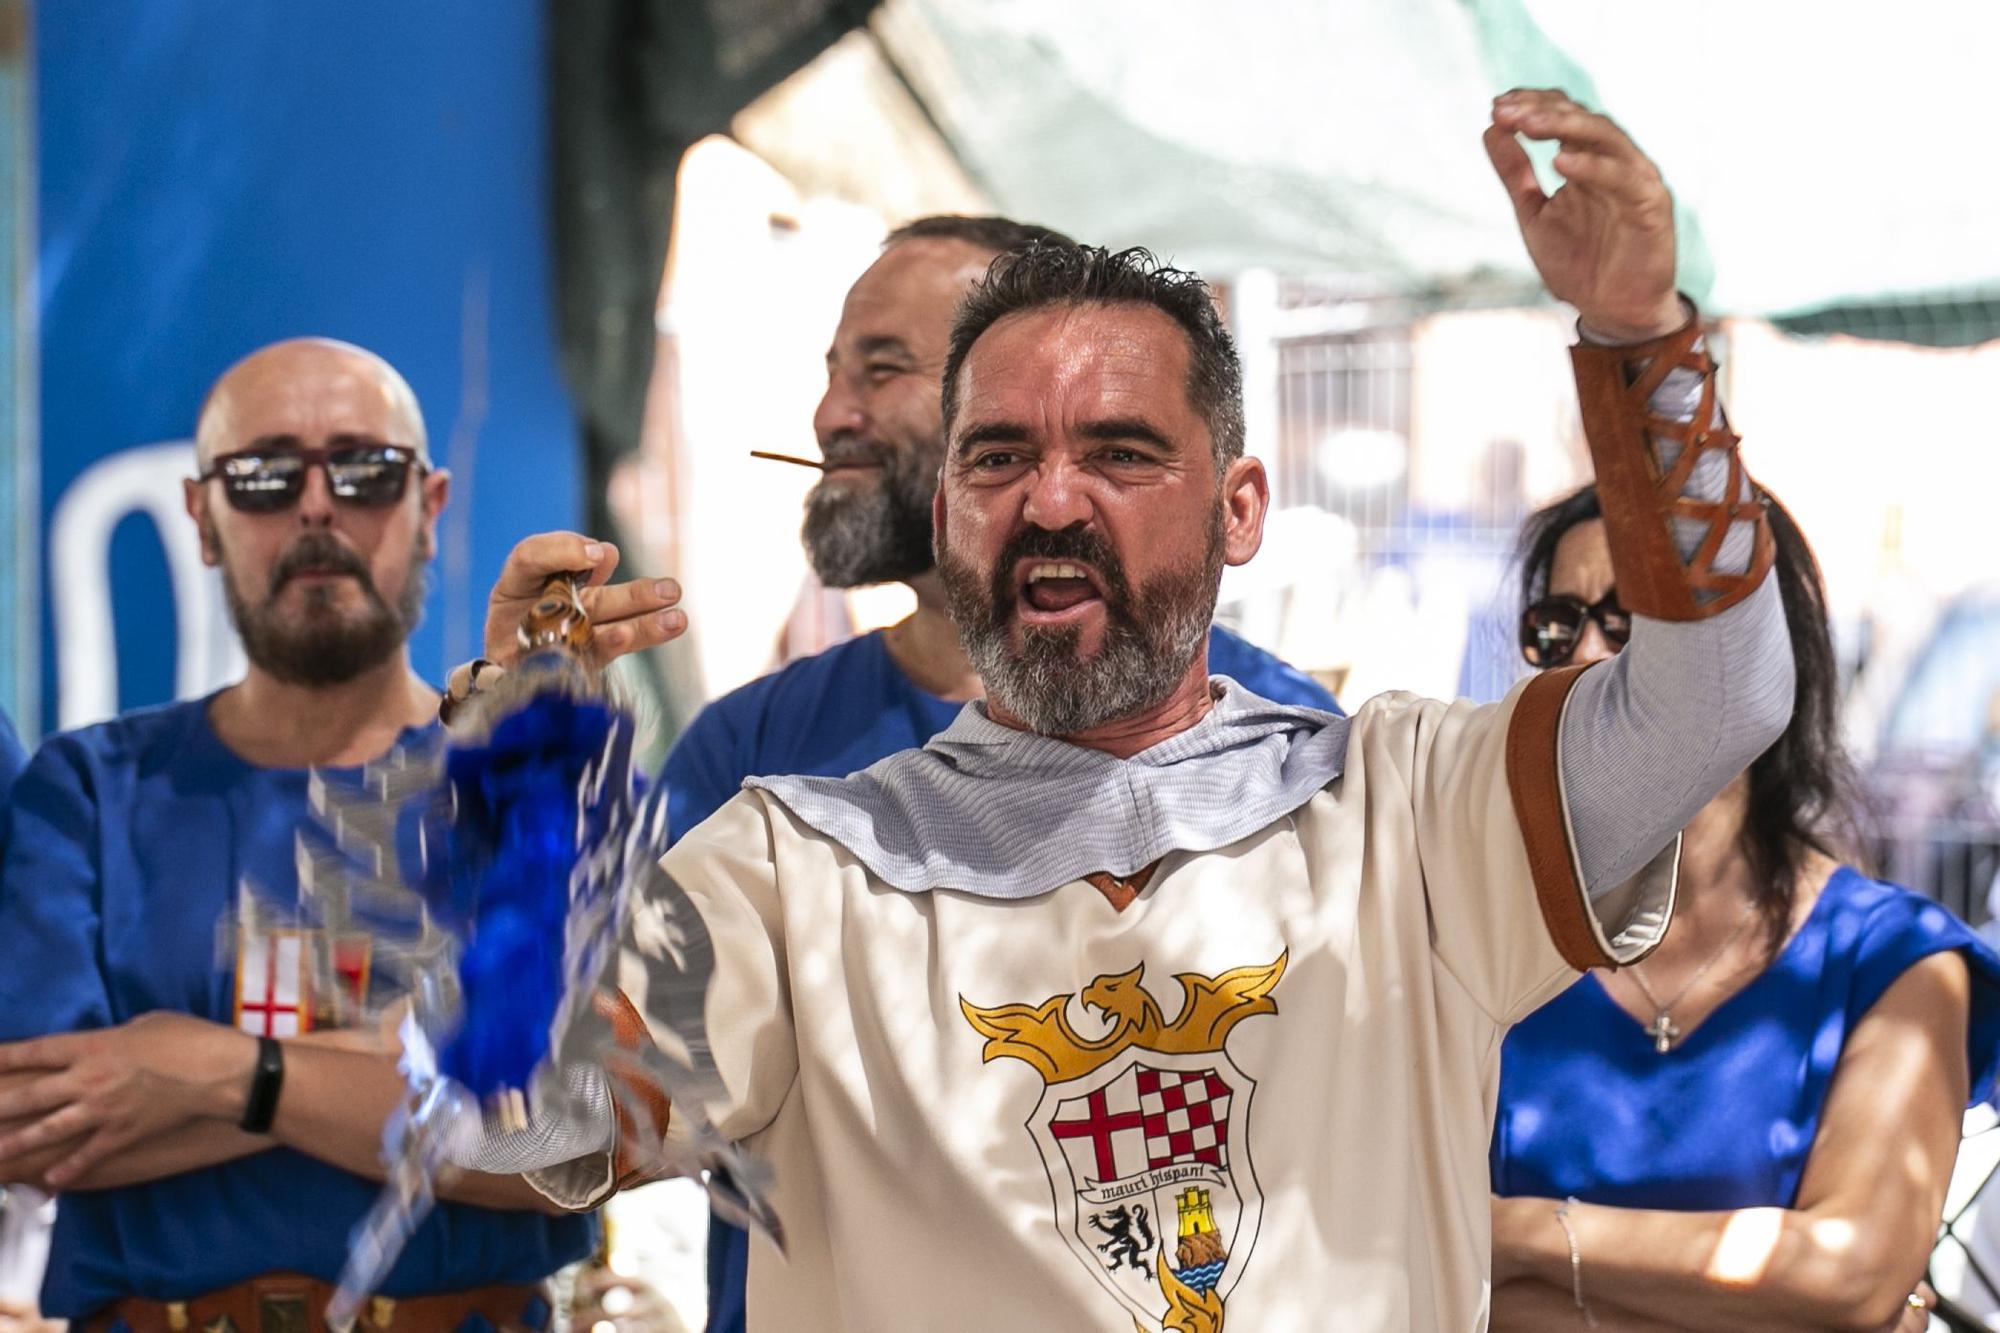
[1628, 899, 1758, 1053]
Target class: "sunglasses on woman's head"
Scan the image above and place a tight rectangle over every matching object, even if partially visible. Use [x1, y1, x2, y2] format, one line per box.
[1519, 590, 1632, 667]
[196, 442, 426, 514]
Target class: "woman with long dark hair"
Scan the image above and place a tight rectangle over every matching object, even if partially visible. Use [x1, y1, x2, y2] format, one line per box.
[1489, 484, 2000, 1330]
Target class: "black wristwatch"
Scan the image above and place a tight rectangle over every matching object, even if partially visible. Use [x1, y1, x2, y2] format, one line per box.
[239, 1035, 285, 1134]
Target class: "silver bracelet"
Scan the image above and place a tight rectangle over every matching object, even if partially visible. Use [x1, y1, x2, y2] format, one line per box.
[1552, 1196, 1599, 1327]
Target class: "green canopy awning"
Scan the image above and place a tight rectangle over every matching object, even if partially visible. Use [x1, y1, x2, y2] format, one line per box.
[865, 0, 2000, 341]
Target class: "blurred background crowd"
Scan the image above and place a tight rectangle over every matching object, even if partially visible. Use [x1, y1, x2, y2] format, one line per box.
[3, 1, 2000, 1329]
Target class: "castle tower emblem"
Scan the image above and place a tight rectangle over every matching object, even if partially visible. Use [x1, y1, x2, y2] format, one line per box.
[1173, 1187, 1228, 1292]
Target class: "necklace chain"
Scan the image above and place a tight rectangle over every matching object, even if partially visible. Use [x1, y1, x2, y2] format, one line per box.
[1629, 899, 1758, 1051]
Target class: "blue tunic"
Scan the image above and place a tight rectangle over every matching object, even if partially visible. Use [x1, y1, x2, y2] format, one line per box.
[0, 697, 595, 1316]
[664, 625, 1340, 1333]
[1491, 866, 2000, 1210]
[0, 708, 24, 807]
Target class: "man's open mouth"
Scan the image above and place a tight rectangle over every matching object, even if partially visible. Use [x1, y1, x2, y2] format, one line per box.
[1017, 559, 1106, 620]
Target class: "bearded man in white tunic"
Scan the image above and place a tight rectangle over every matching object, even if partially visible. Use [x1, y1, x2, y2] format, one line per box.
[461, 91, 1793, 1332]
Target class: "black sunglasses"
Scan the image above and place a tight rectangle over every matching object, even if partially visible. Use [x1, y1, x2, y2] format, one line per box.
[1519, 589, 1632, 668]
[196, 443, 426, 514]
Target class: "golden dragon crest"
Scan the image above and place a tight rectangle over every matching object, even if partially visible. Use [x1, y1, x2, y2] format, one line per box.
[958, 952, 1288, 1085]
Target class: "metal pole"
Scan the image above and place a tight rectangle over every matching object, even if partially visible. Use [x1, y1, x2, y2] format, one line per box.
[0, 0, 37, 740]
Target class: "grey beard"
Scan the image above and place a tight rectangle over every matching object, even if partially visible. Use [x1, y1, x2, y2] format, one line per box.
[965, 598, 1212, 737]
[801, 452, 938, 588]
[941, 510, 1223, 737]
[225, 552, 425, 687]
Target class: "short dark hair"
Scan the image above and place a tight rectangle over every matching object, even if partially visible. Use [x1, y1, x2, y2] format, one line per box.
[940, 244, 1245, 474]
[1518, 484, 1860, 959]
[883, 214, 1075, 256]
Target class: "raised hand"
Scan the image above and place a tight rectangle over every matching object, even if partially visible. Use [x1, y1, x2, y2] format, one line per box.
[482, 532, 687, 670]
[1485, 88, 1685, 342]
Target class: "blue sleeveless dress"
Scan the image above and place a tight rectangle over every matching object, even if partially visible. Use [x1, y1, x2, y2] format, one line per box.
[1492, 867, 2000, 1208]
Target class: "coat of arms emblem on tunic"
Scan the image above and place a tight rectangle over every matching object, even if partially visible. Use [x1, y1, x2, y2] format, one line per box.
[961, 952, 1287, 1332]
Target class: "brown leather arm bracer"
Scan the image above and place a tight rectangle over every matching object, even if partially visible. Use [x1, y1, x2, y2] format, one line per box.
[592, 988, 674, 1192]
[1571, 317, 1774, 620]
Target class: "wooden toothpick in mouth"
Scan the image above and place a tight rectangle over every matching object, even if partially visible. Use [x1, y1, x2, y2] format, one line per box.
[749, 450, 828, 471]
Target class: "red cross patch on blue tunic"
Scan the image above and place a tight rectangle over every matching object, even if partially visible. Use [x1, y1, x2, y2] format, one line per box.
[232, 928, 372, 1036]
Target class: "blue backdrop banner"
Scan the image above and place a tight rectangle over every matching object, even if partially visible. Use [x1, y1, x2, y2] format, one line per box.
[34, 0, 579, 734]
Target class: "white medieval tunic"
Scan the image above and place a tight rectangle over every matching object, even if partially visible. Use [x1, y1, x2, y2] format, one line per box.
[615, 673, 1675, 1333]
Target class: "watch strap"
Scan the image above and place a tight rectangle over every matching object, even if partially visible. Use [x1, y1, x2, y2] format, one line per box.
[239, 1035, 284, 1134]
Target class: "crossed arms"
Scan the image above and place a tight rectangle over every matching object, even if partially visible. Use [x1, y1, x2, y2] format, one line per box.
[0, 1009, 562, 1213]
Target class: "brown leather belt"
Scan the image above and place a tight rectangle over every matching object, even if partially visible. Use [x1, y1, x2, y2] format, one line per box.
[82, 1275, 552, 1333]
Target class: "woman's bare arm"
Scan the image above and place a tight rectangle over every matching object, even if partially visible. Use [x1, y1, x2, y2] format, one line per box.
[1493, 1277, 1705, 1331]
[1493, 951, 1969, 1332]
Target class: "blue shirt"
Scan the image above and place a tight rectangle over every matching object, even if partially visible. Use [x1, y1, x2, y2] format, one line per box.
[0, 697, 595, 1316]
[0, 708, 24, 825]
[1491, 866, 2000, 1210]
[0, 708, 23, 867]
[665, 626, 1339, 1333]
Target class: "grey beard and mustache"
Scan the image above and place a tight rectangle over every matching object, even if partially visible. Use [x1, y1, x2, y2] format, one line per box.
[938, 510, 1223, 737]
[217, 528, 425, 686]
[801, 434, 941, 588]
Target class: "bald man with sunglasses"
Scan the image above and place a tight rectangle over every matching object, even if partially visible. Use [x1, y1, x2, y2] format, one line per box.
[0, 339, 682, 1329]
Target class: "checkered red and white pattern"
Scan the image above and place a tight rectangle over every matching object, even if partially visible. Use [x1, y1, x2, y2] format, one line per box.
[1136, 1066, 1231, 1171]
